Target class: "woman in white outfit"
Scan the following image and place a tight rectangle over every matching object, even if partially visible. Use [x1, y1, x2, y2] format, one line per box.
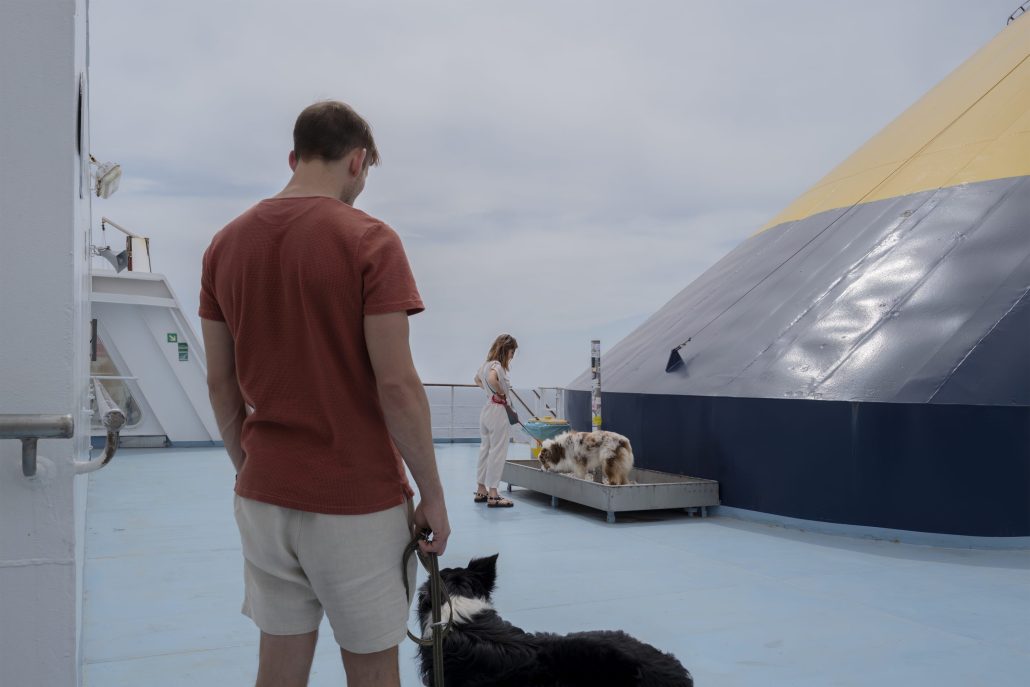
[473, 334, 518, 507]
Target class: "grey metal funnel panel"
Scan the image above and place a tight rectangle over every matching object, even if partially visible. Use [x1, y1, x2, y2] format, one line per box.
[569, 176, 1030, 405]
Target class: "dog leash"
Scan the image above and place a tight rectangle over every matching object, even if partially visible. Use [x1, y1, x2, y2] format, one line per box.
[403, 531, 453, 687]
[507, 389, 536, 434]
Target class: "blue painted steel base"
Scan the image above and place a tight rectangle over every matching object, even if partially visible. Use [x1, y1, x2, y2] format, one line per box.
[567, 390, 1030, 537]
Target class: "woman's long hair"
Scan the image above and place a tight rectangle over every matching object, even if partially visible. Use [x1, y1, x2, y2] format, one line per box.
[486, 334, 518, 370]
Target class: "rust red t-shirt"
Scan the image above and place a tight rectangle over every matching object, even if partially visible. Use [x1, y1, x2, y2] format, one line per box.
[199, 196, 421, 514]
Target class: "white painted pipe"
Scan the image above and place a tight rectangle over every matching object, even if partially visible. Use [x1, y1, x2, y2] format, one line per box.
[591, 340, 601, 432]
[75, 380, 125, 474]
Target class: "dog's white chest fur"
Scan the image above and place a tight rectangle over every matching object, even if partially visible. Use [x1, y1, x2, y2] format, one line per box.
[422, 595, 493, 637]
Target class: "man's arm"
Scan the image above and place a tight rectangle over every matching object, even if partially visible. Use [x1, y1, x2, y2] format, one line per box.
[201, 319, 247, 473]
[365, 311, 450, 556]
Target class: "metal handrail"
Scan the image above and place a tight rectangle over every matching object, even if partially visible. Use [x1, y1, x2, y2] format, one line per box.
[422, 383, 568, 444]
[1010, 1, 1030, 24]
[425, 383, 480, 440]
[0, 380, 126, 477]
[0, 414, 74, 476]
[80, 379, 125, 474]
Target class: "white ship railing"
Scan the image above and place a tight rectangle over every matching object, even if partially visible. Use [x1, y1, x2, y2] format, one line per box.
[424, 384, 566, 444]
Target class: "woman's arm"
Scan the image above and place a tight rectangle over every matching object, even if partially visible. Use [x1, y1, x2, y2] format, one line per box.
[488, 368, 507, 397]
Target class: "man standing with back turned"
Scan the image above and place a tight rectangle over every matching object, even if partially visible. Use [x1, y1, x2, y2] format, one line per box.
[200, 100, 450, 687]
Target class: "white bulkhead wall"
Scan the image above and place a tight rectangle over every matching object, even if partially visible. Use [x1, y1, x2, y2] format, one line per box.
[0, 1, 94, 686]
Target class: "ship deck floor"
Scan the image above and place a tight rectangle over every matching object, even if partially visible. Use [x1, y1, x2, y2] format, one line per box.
[83, 444, 1030, 686]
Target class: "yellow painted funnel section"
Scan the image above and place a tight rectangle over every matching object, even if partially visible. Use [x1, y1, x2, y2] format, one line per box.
[762, 15, 1030, 231]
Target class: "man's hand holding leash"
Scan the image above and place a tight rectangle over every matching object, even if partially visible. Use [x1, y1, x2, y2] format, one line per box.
[414, 494, 450, 556]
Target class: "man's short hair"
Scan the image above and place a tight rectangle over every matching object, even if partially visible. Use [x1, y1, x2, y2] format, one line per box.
[293, 101, 380, 166]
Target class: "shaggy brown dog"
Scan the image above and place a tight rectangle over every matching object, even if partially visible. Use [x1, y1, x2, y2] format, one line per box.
[536, 430, 634, 485]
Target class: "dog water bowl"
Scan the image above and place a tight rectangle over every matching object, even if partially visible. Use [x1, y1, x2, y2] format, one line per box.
[501, 459, 720, 523]
[521, 417, 571, 443]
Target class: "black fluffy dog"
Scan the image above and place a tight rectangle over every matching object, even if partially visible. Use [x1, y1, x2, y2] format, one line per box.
[416, 554, 693, 687]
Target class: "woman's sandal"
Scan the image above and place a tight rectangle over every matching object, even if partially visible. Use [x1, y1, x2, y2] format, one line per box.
[473, 491, 488, 503]
[487, 495, 514, 508]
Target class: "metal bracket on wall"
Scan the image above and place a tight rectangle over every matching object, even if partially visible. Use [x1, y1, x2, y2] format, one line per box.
[0, 379, 126, 477]
[0, 414, 75, 476]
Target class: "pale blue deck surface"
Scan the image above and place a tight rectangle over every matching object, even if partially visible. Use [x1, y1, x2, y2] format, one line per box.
[83, 444, 1030, 686]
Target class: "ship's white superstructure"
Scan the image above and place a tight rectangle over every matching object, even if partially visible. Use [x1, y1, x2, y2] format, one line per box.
[1, 2, 93, 686]
[91, 269, 219, 446]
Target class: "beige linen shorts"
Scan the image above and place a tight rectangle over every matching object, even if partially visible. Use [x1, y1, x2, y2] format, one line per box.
[233, 494, 416, 654]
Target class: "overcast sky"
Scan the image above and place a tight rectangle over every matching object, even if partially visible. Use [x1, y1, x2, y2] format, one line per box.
[88, 1, 1017, 388]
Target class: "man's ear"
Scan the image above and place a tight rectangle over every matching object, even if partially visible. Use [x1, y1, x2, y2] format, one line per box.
[467, 554, 499, 596]
[348, 147, 368, 176]
[288, 150, 298, 171]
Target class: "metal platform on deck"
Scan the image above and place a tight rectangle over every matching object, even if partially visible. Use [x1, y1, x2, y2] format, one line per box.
[502, 459, 720, 523]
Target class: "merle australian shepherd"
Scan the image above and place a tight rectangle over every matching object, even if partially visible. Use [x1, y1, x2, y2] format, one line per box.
[537, 430, 634, 485]
[416, 554, 693, 687]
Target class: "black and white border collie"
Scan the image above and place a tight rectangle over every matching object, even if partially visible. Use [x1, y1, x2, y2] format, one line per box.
[537, 430, 634, 485]
[416, 554, 693, 687]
